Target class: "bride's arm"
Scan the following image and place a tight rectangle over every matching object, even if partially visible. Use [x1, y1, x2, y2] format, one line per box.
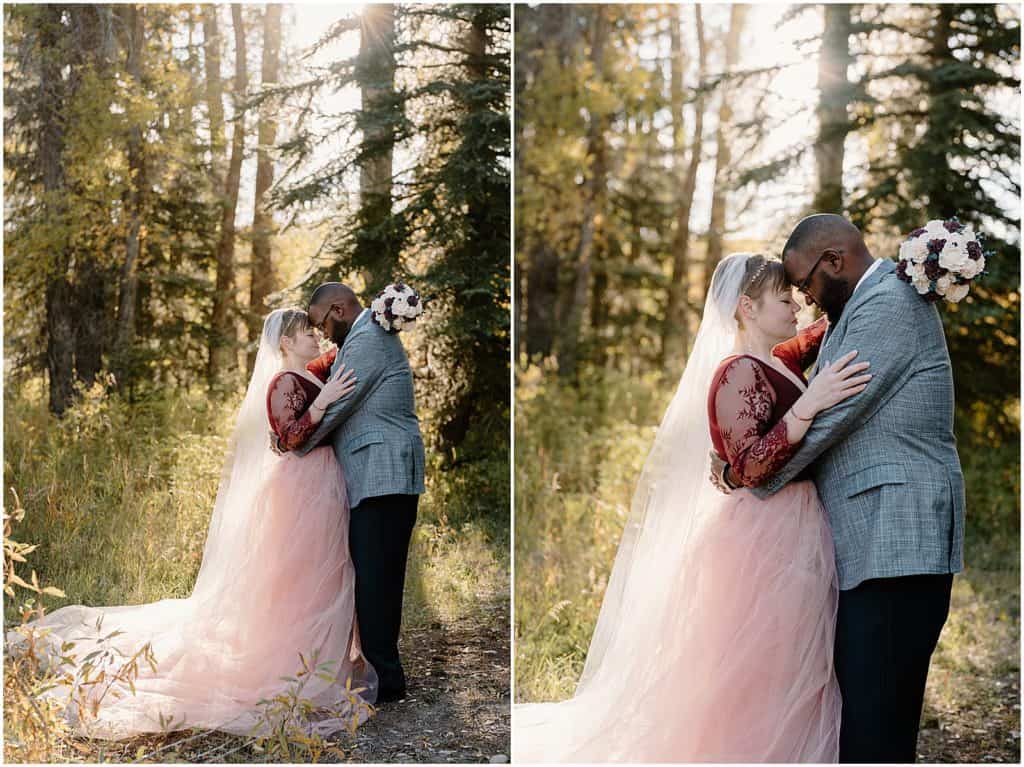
[715, 358, 808, 488]
[268, 374, 322, 452]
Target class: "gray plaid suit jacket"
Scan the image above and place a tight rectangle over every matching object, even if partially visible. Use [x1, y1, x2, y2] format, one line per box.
[294, 310, 426, 510]
[752, 259, 965, 590]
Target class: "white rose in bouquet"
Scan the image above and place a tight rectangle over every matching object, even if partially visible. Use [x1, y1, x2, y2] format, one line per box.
[945, 282, 970, 303]
[960, 255, 985, 279]
[938, 242, 970, 272]
[899, 237, 930, 265]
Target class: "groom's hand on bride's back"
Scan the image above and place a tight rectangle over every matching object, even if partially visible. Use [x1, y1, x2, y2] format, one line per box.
[269, 430, 286, 455]
[709, 450, 733, 494]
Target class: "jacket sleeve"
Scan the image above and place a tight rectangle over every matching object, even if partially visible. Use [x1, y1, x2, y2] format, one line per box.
[292, 333, 387, 457]
[751, 288, 918, 498]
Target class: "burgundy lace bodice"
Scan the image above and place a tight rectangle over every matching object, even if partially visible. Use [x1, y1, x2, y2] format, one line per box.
[265, 348, 338, 452]
[707, 317, 828, 488]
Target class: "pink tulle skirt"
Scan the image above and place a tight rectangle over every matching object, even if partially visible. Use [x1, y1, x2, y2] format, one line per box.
[515, 481, 841, 763]
[9, 447, 377, 740]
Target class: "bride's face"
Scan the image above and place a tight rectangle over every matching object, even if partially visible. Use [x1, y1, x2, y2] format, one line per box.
[283, 325, 322, 363]
[753, 287, 799, 342]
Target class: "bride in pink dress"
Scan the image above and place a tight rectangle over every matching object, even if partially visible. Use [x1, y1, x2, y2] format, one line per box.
[515, 253, 871, 762]
[8, 309, 377, 740]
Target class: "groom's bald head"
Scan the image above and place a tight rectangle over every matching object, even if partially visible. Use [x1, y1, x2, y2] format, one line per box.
[782, 214, 865, 265]
[308, 283, 362, 345]
[782, 214, 873, 323]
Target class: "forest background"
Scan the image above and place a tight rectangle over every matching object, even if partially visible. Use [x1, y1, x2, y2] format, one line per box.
[514, 4, 1020, 762]
[4, 3, 510, 762]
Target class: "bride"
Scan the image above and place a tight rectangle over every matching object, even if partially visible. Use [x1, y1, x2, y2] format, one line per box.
[8, 308, 377, 740]
[514, 253, 871, 762]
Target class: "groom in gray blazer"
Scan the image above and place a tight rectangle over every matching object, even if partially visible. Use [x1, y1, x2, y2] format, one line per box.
[296, 283, 426, 702]
[730, 215, 965, 762]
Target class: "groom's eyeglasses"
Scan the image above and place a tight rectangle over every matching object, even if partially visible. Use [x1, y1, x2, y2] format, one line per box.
[312, 304, 342, 332]
[794, 249, 838, 299]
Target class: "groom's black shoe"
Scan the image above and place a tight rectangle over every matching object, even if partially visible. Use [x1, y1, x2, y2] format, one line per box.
[376, 687, 407, 704]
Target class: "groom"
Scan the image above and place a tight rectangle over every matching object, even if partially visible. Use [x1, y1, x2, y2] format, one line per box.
[294, 282, 426, 703]
[716, 215, 964, 763]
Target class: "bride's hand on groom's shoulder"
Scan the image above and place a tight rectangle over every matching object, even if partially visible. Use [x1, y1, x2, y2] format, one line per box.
[802, 350, 872, 416]
[314, 365, 358, 410]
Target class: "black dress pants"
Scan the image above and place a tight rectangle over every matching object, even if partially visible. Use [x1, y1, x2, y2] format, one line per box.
[349, 493, 418, 697]
[835, 573, 953, 763]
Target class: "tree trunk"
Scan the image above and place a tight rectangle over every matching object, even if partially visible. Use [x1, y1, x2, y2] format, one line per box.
[73, 6, 115, 387]
[202, 6, 226, 185]
[248, 3, 282, 373]
[37, 6, 74, 415]
[207, 5, 247, 384]
[114, 4, 147, 389]
[522, 4, 573, 363]
[705, 5, 746, 300]
[356, 4, 398, 294]
[918, 5, 957, 217]
[661, 4, 706, 367]
[558, 6, 607, 380]
[525, 241, 559, 359]
[813, 4, 853, 213]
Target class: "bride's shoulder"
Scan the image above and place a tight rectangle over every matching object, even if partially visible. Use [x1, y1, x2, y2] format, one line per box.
[711, 355, 773, 394]
[267, 370, 306, 395]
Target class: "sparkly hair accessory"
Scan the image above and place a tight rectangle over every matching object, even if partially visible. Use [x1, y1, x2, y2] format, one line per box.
[743, 257, 769, 293]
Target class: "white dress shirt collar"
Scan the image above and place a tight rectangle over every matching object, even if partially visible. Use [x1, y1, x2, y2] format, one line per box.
[852, 258, 883, 297]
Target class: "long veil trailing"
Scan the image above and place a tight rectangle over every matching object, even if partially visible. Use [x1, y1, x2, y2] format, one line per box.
[8, 310, 376, 739]
[514, 254, 760, 760]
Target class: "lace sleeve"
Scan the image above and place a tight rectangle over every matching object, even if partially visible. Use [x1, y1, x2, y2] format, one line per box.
[771, 315, 828, 378]
[268, 373, 319, 452]
[713, 357, 799, 487]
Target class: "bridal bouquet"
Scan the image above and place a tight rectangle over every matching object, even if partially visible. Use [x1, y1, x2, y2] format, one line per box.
[895, 218, 988, 304]
[370, 282, 424, 333]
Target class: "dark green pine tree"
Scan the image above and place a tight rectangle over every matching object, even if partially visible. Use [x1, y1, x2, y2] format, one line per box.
[849, 4, 1020, 436]
[406, 4, 511, 455]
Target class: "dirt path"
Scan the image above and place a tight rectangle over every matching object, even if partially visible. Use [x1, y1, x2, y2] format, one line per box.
[338, 598, 511, 764]
[917, 669, 1020, 763]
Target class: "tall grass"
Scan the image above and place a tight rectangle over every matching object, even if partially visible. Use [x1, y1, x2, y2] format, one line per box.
[3, 377, 509, 761]
[514, 366, 1020, 711]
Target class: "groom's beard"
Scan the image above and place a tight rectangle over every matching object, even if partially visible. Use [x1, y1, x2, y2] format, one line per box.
[329, 320, 351, 347]
[818, 275, 852, 324]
